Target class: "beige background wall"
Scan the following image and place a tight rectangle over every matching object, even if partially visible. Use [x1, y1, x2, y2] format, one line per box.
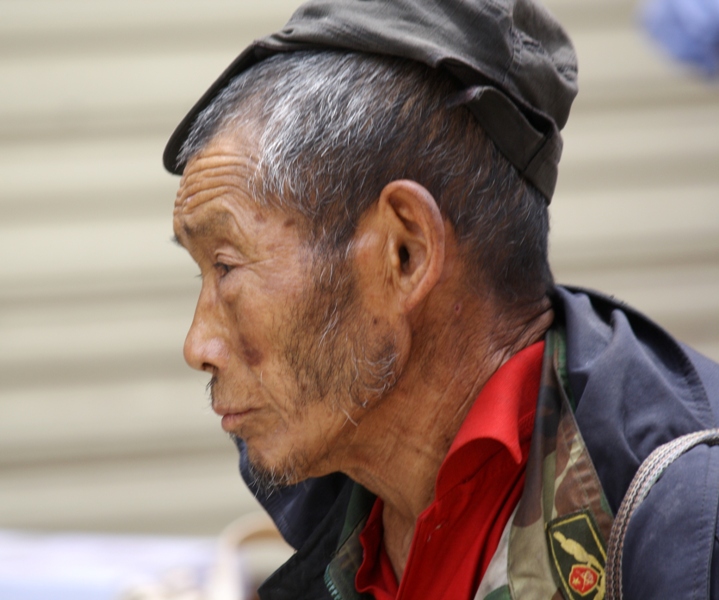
[1, 0, 718, 536]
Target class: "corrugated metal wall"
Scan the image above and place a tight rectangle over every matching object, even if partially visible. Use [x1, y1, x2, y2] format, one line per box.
[1, 0, 718, 535]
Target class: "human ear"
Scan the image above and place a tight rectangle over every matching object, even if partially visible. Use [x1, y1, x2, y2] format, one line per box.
[376, 179, 445, 313]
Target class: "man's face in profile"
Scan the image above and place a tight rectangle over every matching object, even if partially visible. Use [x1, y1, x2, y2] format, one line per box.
[172, 134, 399, 490]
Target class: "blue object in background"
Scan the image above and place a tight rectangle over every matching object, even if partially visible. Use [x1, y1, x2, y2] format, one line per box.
[0, 530, 214, 600]
[642, 0, 719, 76]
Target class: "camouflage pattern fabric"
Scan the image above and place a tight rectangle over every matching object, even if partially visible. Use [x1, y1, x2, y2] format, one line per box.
[325, 484, 375, 600]
[325, 327, 614, 600]
[478, 327, 614, 600]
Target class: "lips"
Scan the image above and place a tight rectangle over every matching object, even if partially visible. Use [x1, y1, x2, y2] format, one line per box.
[210, 383, 257, 432]
[217, 408, 256, 432]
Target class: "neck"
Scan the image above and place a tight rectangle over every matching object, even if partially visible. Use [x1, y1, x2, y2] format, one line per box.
[336, 293, 554, 579]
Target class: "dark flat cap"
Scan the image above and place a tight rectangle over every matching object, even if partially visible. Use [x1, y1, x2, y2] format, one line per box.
[163, 0, 578, 201]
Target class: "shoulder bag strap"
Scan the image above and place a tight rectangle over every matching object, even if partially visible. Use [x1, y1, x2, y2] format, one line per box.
[605, 428, 719, 600]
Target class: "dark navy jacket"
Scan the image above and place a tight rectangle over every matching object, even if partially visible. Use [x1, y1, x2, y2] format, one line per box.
[236, 286, 719, 599]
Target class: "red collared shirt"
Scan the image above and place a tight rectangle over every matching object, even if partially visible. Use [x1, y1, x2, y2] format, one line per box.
[355, 341, 544, 600]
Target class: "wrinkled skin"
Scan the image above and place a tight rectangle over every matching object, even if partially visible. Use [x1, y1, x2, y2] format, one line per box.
[172, 134, 555, 579]
[173, 137, 398, 488]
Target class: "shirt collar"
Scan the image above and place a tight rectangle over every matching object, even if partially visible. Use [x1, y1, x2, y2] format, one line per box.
[436, 340, 544, 497]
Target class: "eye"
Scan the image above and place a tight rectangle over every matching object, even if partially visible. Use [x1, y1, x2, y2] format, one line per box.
[214, 262, 233, 278]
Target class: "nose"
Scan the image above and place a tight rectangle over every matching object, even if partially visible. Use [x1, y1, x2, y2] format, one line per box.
[183, 286, 228, 373]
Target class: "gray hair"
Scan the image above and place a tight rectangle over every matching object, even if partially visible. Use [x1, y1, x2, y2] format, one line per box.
[180, 51, 553, 306]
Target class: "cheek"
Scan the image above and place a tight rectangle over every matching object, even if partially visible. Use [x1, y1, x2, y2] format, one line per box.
[238, 334, 263, 367]
[219, 283, 271, 367]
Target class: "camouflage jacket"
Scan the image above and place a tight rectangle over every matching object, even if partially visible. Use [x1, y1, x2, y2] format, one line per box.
[321, 327, 611, 600]
[252, 287, 719, 600]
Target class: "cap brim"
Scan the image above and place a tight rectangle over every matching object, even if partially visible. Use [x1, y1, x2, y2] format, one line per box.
[163, 44, 264, 175]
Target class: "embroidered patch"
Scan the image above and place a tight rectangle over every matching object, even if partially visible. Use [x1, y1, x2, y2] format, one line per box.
[546, 510, 607, 600]
[568, 565, 599, 595]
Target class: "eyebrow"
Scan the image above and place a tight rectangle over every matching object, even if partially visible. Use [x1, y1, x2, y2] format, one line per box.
[174, 211, 233, 247]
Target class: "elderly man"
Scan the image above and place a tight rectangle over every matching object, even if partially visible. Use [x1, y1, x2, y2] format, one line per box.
[164, 1, 719, 598]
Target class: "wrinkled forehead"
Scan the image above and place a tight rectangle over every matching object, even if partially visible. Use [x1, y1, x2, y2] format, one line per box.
[174, 134, 260, 211]
[171, 134, 310, 255]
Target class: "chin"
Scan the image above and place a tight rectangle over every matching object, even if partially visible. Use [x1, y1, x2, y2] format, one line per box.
[242, 438, 311, 493]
